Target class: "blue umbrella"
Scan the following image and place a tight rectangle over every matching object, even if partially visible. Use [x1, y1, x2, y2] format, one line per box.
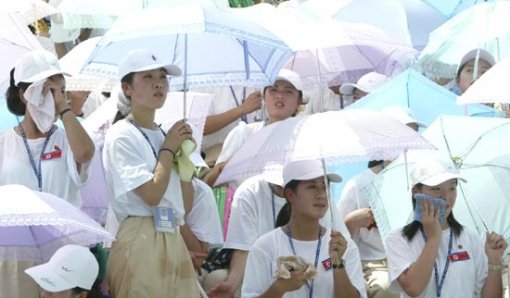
[422, 0, 505, 18]
[80, 4, 292, 90]
[329, 68, 501, 203]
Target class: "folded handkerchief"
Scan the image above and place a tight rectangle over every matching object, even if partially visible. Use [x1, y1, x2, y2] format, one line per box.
[174, 139, 197, 182]
[275, 256, 318, 280]
[24, 80, 55, 133]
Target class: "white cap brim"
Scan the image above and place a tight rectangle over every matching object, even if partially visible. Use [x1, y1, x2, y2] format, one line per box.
[16, 69, 71, 85]
[25, 263, 78, 292]
[420, 172, 466, 187]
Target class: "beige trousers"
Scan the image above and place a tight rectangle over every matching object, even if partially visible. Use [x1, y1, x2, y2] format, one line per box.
[362, 259, 399, 298]
[107, 217, 199, 298]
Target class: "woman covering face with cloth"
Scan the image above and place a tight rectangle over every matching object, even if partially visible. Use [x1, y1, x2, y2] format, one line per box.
[385, 152, 507, 298]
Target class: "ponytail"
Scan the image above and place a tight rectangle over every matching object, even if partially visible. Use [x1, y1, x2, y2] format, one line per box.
[6, 68, 29, 116]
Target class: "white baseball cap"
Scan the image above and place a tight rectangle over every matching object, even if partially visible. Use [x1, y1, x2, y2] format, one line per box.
[118, 49, 182, 80]
[273, 69, 308, 104]
[457, 48, 495, 75]
[282, 159, 342, 187]
[411, 153, 466, 187]
[382, 106, 426, 128]
[25, 245, 99, 292]
[14, 50, 71, 85]
[340, 72, 389, 95]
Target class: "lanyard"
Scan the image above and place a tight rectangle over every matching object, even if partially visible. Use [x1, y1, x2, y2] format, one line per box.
[18, 124, 55, 191]
[128, 119, 166, 159]
[286, 226, 322, 298]
[420, 227, 453, 297]
[268, 183, 276, 228]
[229, 86, 247, 123]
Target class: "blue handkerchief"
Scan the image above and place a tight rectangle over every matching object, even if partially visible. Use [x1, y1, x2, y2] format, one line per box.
[413, 193, 447, 225]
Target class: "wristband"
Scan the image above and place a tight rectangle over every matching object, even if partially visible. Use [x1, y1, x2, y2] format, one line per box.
[488, 262, 503, 272]
[58, 108, 72, 118]
[159, 147, 176, 158]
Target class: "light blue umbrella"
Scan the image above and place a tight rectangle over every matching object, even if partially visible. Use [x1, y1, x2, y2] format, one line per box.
[367, 115, 510, 250]
[80, 4, 292, 91]
[418, 1, 510, 78]
[422, 0, 507, 18]
[329, 68, 501, 203]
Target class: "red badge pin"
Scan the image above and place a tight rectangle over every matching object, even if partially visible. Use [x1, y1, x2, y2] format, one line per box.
[322, 258, 332, 271]
[449, 251, 470, 262]
[42, 150, 62, 160]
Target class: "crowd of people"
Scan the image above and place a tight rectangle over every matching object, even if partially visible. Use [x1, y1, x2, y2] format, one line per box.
[1, 1, 510, 298]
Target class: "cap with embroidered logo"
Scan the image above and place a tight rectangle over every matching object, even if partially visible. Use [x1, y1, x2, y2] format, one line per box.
[25, 245, 99, 292]
[118, 49, 182, 80]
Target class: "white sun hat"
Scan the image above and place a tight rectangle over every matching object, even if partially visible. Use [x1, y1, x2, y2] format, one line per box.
[118, 49, 182, 79]
[282, 159, 342, 187]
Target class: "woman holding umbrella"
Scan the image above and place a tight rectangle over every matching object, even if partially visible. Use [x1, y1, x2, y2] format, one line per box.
[385, 152, 507, 298]
[102, 49, 199, 297]
[241, 159, 365, 298]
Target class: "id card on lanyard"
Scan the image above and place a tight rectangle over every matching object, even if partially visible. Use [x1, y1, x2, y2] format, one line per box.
[129, 119, 178, 233]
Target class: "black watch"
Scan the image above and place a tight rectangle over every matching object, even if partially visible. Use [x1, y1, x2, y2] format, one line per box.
[332, 260, 344, 270]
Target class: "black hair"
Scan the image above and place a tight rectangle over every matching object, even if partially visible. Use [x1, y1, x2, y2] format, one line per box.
[402, 183, 463, 242]
[113, 72, 135, 124]
[275, 179, 302, 227]
[6, 68, 30, 116]
[275, 202, 291, 228]
[367, 160, 383, 169]
[71, 287, 87, 294]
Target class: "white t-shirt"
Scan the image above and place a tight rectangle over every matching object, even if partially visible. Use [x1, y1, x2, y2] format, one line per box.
[224, 175, 287, 251]
[242, 227, 367, 298]
[187, 178, 223, 247]
[338, 169, 386, 261]
[102, 119, 185, 224]
[216, 121, 265, 164]
[0, 126, 89, 207]
[386, 227, 488, 298]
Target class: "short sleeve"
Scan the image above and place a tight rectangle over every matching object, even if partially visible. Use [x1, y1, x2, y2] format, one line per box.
[224, 185, 259, 250]
[385, 229, 416, 293]
[103, 133, 154, 199]
[241, 239, 275, 298]
[215, 122, 248, 164]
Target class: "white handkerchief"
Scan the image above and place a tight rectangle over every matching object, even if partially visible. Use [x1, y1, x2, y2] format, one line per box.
[24, 80, 55, 133]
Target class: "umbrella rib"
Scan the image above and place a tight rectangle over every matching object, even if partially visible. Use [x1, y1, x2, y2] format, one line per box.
[459, 123, 510, 160]
[458, 183, 490, 233]
[28, 226, 44, 261]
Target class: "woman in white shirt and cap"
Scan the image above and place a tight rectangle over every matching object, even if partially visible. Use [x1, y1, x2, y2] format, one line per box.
[385, 152, 507, 298]
[102, 49, 199, 297]
[242, 159, 366, 298]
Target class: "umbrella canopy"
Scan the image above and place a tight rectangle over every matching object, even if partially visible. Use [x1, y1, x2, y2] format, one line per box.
[417, 1, 510, 78]
[0, 12, 44, 107]
[233, 4, 416, 88]
[457, 57, 510, 104]
[366, 115, 510, 250]
[55, 0, 229, 30]
[216, 109, 432, 186]
[3, 0, 59, 25]
[80, 4, 292, 90]
[0, 184, 114, 262]
[59, 37, 115, 92]
[347, 69, 502, 124]
[422, 0, 507, 18]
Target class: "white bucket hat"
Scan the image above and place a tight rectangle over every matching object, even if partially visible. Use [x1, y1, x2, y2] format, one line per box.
[118, 49, 182, 80]
[25, 245, 99, 292]
[340, 72, 389, 95]
[411, 152, 466, 187]
[282, 159, 342, 187]
[14, 50, 71, 85]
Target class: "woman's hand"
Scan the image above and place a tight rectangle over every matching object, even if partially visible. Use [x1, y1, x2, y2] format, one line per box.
[329, 230, 348, 264]
[345, 208, 375, 230]
[43, 78, 67, 112]
[420, 198, 441, 241]
[485, 232, 507, 262]
[163, 120, 193, 152]
[274, 268, 308, 294]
